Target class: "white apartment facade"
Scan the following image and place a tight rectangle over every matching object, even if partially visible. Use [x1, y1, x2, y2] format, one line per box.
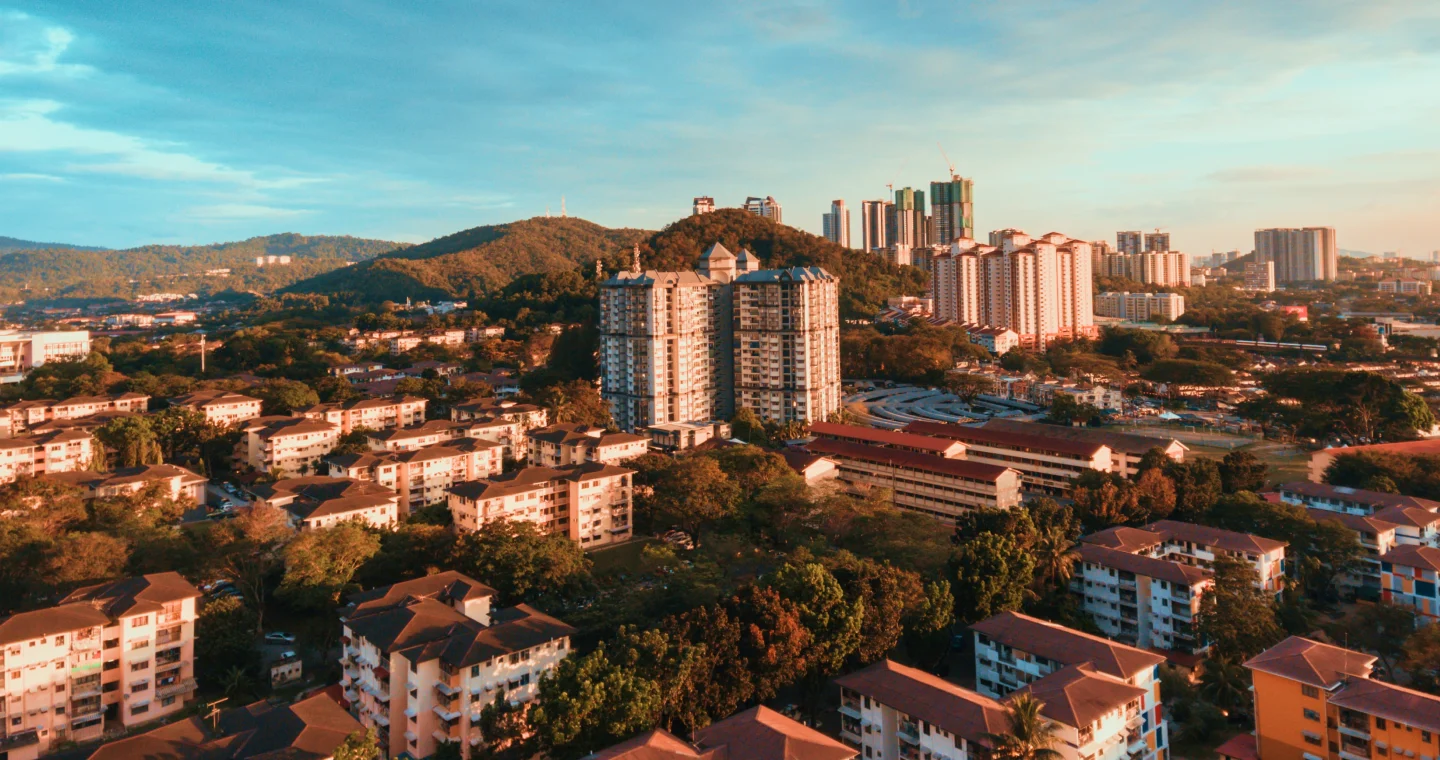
[339, 573, 575, 760]
[0, 330, 91, 383]
[242, 416, 340, 475]
[298, 395, 427, 434]
[328, 438, 505, 512]
[525, 424, 650, 468]
[1243, 261, 1277, 292]
[931, 232, 1096, 349]
[971, 612, 1169, 760]
[0, 573, 200, 760]
[168, 390, 264, 426]
[732, 267, 843, 425]
[1073, 543, 1213, 654]
[1255, 227, 1337, 283]
[448, 463, 635, 549]
[1094, 292, 1186, 322]
[0, 429, 98, 484]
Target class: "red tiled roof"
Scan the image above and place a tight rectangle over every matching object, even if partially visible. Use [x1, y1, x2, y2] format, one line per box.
[810, 421, 966, 455]
[970, 611, 1165, 679]
[1243, 636, 1374, 688]
[904, 420, 1107, 458]
[835, 660, 1008, 745]
[1076, 544, 1212, 587]
[1380, 543, 1440, 572]
[803, 438, 1014, 483]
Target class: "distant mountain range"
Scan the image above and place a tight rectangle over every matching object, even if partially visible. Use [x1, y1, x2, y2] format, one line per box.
[0, 233, 404, 302]
[0, 236, 109, 253]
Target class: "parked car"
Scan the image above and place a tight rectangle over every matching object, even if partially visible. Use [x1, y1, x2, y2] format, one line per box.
[264, 632, 296, 644]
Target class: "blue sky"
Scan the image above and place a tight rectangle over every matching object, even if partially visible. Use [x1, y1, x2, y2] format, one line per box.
[2, 1, 1439, 256]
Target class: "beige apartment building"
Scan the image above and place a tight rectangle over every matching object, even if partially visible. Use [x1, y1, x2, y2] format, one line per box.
[45, 463, 207, 504]
[0, 330, 90, 383]
[168, 390, 264, 426]
[339, 572, 575, 759]
[0, 394, 149, 437]
[804, 438, 1022, 522]
[297, 395, 427, 434]
[0, 573, 200, 760]
[242, 416, 340, 475]
[0, 429, 99, 485]
[328, 438, 505, 513]
[448, 463, 635, 549]
[525, 424, 650, 467]
[732, 266, 843, 425]
[904, 420, 1113, 493]
[256, 476, 401, 530]
[1093, 292, 1187, 322]
[367, 417, 531, 461]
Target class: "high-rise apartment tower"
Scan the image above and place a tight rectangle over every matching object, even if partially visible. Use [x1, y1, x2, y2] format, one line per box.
[822, 200, 850, 248]
[930, 177, 974, 244]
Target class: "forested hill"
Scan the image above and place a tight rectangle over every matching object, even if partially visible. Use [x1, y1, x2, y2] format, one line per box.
[282, 217, 652, 302]
[0, 233, 403, 301]
[285, 210, 927, 318]
[642, 209, 928, 317]
[0, 236, 107, 253]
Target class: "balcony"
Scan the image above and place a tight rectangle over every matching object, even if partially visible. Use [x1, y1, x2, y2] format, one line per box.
[435, 675, 462, 696]
[156, 678, 196, 698]
[898, 721, 920, 744]
[433, 703, 462, 722]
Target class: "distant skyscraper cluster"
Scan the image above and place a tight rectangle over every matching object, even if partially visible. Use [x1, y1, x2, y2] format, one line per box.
[600, 243, 840, 432]
[1254, 227, 1337, 283]
[931, 230, 1097, 348]
[822, 200, 850, 248]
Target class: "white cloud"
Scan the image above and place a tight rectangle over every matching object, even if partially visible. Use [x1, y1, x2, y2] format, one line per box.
[0, 11, 92, 78]
[0, 172, 63, 182]
[0, 99, 321, 190]
[185, 203, 312, 221]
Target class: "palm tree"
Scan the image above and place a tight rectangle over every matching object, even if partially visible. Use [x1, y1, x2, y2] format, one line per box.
[985, 693, 1063, 760]
[220, 665, 251, 699]
[1031, 527, 1078, 590]
[1198, 656, 1251, 716]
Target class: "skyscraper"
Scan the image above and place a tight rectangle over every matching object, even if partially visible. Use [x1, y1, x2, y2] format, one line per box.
[1254, 227, 1337, 283]
[888, 187, 927, 249]
[600, 243, 840, 431]
[822, 200, 850, 248]
[692, 196, 714, 215]
[1117, 231, 1143, 255]
[1144, 232, 1170, 252]
[931, 231, 1096, 348]
[930, 177, 974, 244]
[743, 196, 783, 224]
[860, 200, 891, 251]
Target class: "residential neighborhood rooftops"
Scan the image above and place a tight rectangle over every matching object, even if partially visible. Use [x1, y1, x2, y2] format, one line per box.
[1076, 543, 1214, 587]
[1015, 662, 1148, 729]
[978, 418, 1185, 456]
[803, 438, 1015, 482]
[1278, 481, 1440, 512]
[903, 420, 1109, 458]
[1244, 636, 1375, 689]
[810, 421, 966, 455]
[970, 611, 1166, 680]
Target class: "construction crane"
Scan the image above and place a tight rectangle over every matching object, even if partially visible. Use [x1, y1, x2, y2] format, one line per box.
[938, 142, 959, 181]
[885, 159, 908, 199]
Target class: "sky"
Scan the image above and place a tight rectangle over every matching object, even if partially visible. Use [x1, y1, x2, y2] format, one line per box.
[2, 1, 1439, 256]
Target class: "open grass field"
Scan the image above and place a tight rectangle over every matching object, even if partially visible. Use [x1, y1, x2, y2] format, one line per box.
[1104, 423, 1311, 487]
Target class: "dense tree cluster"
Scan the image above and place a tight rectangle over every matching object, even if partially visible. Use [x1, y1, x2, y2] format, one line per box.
[1239, 368, 1435, 443]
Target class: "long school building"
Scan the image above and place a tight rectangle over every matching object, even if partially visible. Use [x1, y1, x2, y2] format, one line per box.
[804, 437, 1021, 521]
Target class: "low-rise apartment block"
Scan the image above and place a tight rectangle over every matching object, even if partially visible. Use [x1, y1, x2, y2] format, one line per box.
[1304, 508, 1399, 593]
[1084, 521, 1288, 595]
[594, 706, 854, 760]
[366, 417, 532, 463]
[803, 438, 1022, 522]
[0, 429, 99, 484]
[327, 438, 504, 512]
[0, 573, 200, 759]
[0, 393, 149, 437]
[1245, 636, 1440, 760]
[0, 330, 91, 383]
[242, 416, 341, 475]
[971, 612, 1169, 760]
[168, 390, 264, 426]
[448, 463, 635, 549]
[903, 420, 1113, 493]
[1281, 482, 1440, 547]
[255, 476, 401, 530]
[76, 692, 360, 760]
[810, 421, 967, 459]
[1380, 544, 1440, 623]
[45, 463, 207, 504]
[526, 423, 650, 467]
[1073, 543, 1213, 654]
[977, 419, 1186, 478]
[646, 420, 732, 452]
[297, 395, 427, 434]
[339, 572, 575, 759]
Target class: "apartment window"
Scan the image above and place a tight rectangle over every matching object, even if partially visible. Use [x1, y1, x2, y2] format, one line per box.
[132, 616, 149, 627]
[55, 635, 64, 645]
[1422, 731, 1431, 743]
[131, 703, 149, 716]
[161, 696, 177, 708]
[1304, 733, 1323, 747]
[1304, 709, 1321, 722]
[1301, 685, 1319, 698]
[131, 660, 150, 672]
[1378, 719, 1388, 730]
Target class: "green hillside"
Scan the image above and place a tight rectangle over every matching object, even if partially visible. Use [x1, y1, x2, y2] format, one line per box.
[284, 216, 652, 302]
[0, 233, 402, 300]
[0, 236, 107, 253]
[286, 210, 927, 317]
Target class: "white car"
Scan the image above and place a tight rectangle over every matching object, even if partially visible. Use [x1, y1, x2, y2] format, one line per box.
[264, 632, 296, 644]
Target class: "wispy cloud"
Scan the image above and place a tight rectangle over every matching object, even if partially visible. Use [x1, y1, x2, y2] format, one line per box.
[1206, 166, 1331, 184]
[0, 11, 92, 78]
[0, 172, 63, 182]
[185, 203, 312, 221]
